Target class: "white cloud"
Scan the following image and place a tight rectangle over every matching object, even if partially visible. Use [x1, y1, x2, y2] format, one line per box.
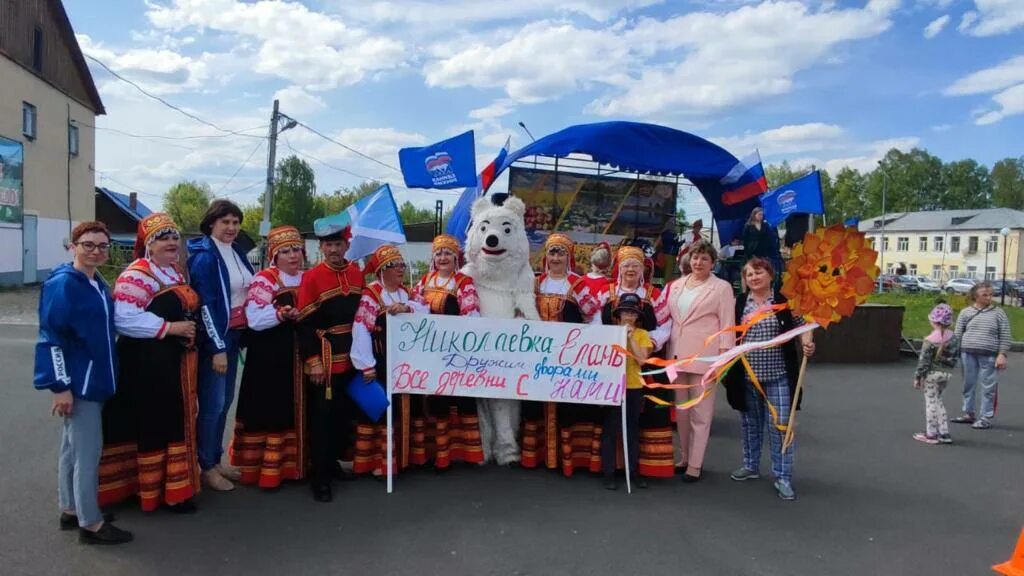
[923, 14, 951, 38]
[958, 0, 1024, 36]
[710, 123, 846, 158]
[944, 54, 1024, 95]
[816, 137, 922, 173]
[468, 100, 517, 121]
[944, 55, 1024, 124]
[931, 123, 953, 131]
[974, 83, 1024, 125]
[335, 0, 662, 26]
[273, 86, 326, 116]
[958, 10, 979, 31]
[77, 33, 210, 94]
[145, 0, 408, 90]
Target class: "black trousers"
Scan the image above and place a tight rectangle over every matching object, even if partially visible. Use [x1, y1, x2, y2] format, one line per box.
[308, 372, 355, 486]
[601, 389, 643, 478]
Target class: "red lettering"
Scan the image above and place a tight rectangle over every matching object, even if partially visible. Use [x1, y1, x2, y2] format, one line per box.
[392, 363, 429, 392]
[516, 374, 528, 397]
[557, 329, 582, 364]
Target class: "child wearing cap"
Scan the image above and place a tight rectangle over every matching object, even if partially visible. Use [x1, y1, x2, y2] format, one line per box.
[912, 302, 960, 445]
[601, 293, 653, 490]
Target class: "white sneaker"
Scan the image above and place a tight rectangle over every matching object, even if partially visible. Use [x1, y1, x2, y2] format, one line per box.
[203, 469, 235, 492]
[217, 464, 242, 481]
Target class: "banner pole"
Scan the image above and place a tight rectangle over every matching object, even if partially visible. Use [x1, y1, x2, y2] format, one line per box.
[622, 397, 631, 494]
[386, 314, 394, 494]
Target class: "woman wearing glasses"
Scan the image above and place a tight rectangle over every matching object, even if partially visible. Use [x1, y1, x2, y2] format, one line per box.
[34, 221, 133, 544]
[228, 226, 307, 489]
[98, 213, 200, 513]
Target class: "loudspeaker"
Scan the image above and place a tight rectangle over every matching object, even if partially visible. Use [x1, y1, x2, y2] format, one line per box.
[785, 214, 810, 247]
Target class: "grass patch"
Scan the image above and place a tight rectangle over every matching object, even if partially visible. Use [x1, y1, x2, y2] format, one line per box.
[866, 292, 1024, 339]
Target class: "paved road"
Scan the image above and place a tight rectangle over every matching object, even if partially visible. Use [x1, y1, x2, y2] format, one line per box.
[1, 323, 1021, 576]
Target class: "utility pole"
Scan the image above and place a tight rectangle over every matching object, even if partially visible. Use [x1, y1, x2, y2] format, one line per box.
[260, 99, 280, 241]
[877, 165, 887, 293]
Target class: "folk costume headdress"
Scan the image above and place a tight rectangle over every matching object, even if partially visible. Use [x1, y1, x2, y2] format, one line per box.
[134, 212, 180, 259]
[366, 244, 405, 276]
[541, 233, 575, 275]
[612, 245, 646, 287]
[431, 234, 463, 271]
[267, 225, 304, 265]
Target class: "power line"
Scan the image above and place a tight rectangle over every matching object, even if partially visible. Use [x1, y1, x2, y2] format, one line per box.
[96, 172, 162, 200]
[281, 134, 376, 181]
[293, 120, 400, 173]
[225, 179, 265, 197]
[83, 121, 266, 142]
[216, 139, 265, 195]
[85, 54, 265, 140]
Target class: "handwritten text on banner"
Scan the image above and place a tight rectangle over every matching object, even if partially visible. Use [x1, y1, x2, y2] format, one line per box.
[386, 314, 627, 406]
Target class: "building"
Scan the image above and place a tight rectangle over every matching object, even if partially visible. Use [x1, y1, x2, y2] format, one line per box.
[859, 208, 1024, 283]
[94, 186, 152, 245]
[0, 0, 104, 284]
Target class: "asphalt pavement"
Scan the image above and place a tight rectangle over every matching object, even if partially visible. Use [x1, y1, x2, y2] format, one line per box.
[0, 323, 1021, 576]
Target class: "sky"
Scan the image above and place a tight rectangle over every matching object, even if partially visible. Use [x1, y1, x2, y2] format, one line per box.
[64, 0, 1024, 224]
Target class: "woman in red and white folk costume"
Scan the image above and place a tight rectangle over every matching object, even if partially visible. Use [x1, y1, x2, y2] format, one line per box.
[409, 234, 484, 469]
[99, 213, 202, 513]
[595, 246, 674, 478]
[229, 226, 306, 490]
[580, 241, 612, 298]
[521, 233, 602, 475]
[351, 245, 423, 477]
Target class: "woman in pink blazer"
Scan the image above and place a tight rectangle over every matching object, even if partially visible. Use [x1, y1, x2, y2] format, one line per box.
[657, 241, 736, 482]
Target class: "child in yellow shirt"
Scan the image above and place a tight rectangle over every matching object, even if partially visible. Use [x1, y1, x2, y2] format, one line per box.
[601, 293, 653, 490]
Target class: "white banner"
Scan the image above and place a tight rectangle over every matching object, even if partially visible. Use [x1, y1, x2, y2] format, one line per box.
[385, 313, 627, 406]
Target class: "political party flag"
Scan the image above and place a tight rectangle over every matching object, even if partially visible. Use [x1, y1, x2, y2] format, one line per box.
[759, 171, 824, 227]
[444, 137, 511, 246]
[844, 216, 861, 227]
[721, 150, 768, 206]
[399, 130, 478, 189]
[314, 184, 407, 261]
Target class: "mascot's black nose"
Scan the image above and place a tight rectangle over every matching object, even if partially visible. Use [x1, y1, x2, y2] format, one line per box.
[485, 235, 499, 248]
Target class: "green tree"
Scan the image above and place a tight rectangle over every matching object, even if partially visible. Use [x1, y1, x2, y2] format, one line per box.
[991, 157, 1024, 210]
[240, 203, 264, 240]
[867, 148, 945, 214]
[940, 159, 992, 209]
[398, 200, 435, 224]
[314, 180, 382, 216]
[765, 161, 810, 189]
[163, 180, 212, 233]
[272, 156, 318, 232]
[825, 167, 868, 224]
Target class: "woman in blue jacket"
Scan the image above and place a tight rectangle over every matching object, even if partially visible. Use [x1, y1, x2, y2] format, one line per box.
[34, 221, 133, 545]
[188, 199, 254, 491]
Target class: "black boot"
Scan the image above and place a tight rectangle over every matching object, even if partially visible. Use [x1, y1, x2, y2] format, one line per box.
[79, 522, 134, 545]
[60, 511, 115, 531]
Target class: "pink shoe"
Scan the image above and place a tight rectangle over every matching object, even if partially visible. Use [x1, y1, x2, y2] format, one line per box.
[912, 433, 939, 445]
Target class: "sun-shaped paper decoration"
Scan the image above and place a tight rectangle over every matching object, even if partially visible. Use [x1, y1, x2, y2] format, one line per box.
[781, 224, 879, 328]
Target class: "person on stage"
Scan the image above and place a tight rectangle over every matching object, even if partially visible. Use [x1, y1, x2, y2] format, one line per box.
[521, 233, 602, 475]
[409, 234, 484, 470]
[99, 213, 201, 514]
[230, 225, 306, 490]
[296, 223, 364, 502]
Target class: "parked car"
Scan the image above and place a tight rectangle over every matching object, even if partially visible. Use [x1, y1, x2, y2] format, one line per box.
[894, 275, 921, 292]
[911, 276, 941, 292]
[877, 274, 898, 291]
[944, 277, 977, 294]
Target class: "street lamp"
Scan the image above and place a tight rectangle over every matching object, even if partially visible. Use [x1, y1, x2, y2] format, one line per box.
[877, 165, 887, 293]
[1000, 226, 1010, 305]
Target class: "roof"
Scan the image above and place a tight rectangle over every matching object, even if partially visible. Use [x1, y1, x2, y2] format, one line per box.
[96, 186, 152, 221]
[47, 0, 105, 115]
[858, 208, 1024, 233]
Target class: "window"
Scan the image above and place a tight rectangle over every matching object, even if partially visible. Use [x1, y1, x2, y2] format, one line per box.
[919, 236, 928, 251]
[966, 266, 977, 279]
[950, 236, 961, 252]
[932, 265, 942, 280]
[22, 102, 37, 139]
[949, 265, 959, 279]
[897, 237, 909, 251]
[68, 124, 79, 157]
[987, 236, 998, 253]
[934, 236, 944, 252]
[968, 236, 978, 253]
[870, 238, 876, 250]
[882, 237, 890, 251]
[986, 266, 996, 280]
[909, 264, 918, 275]
[32, 27, 43, 72]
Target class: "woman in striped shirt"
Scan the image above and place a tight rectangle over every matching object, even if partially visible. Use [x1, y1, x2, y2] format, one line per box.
[952, 281, 1012, 430]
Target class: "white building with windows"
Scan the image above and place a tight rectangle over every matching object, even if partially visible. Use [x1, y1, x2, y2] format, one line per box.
[859, 208, 1024, 283]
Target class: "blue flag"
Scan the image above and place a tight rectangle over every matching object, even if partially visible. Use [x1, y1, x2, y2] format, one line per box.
[314, 184, 407, 262]
[844, 216, 860, 227]
[399, 130, 477, 189]
[759, 171, 824, 227]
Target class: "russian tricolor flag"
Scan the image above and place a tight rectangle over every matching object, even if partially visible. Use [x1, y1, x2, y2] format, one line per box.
[444, 136, 511, 245]
[721, 150, 768, 206]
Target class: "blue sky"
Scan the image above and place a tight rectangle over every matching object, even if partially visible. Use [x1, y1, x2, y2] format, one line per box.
[64, 0, 1024, 222]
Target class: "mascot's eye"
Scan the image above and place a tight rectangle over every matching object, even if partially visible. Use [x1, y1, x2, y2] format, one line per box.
[504, 227, 511, 234]
[832, 267, 842, 277]
[479, 225, 486, 232]
[818, 265, 828, 273]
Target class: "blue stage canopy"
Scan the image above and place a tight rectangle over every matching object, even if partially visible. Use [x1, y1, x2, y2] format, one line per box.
[493, 121, 760, 241]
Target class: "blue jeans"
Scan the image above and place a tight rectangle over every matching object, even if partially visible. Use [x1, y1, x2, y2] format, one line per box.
[198, 330, 242, 471]
[740, 376, 793, 483]
[58, 398, 104, 527]
[961, 352, 998, 421]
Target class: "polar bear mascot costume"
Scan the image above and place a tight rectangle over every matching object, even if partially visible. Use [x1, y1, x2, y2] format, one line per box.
[463, 194, 540, 466]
